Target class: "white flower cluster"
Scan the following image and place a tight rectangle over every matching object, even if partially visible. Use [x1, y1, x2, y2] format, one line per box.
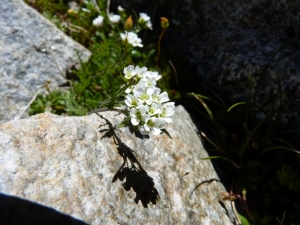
[120, 31, 143, 47]
[123, 65, 175, 135]
[93, 14, 121, 27]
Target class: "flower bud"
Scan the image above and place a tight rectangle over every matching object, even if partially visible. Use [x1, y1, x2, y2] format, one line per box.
[67, 9, 77, 16]
[124, 15, 133, 31]
[160, 17, 169, 29]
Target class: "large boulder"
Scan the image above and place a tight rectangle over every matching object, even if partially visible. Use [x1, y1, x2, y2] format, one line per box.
[0, 0, 91, 124]
[0, 106, 235, 224]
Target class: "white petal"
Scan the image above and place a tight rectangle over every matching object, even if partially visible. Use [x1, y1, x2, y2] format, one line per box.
[164, 102, 175, 108]
[142, 114, 150, 122]
[130, 108, 137, 117]
[146, 87, 155, 95]
[138, 105, 147, 114]
[144, 123, 151, 131]
[159, 92, 169, 103]
[131, 117, 140, 126]
[152, 127, 162, 135]
[153, 87, 161, 95]
[138, 125, 150, 135]
[165, 108, 175, 117]
[145, 98, 153, 105]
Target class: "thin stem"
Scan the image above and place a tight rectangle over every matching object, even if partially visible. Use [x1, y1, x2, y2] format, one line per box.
[15, 88, 42, 120]
[88, 107, 127, 115]
[106, 0, 110, 15]
[230, 176, 242, 225]
[156, 28, 166, 67]
[169, 60, 179, 89]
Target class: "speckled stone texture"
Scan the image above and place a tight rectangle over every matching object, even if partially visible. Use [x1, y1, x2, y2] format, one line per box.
[0, 0, 91, 124]
[0, 106, 234, 224]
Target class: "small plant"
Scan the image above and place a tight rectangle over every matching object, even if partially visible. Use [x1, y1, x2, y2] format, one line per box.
[90, 65, 175, 136]
[27, 0, 175, 136]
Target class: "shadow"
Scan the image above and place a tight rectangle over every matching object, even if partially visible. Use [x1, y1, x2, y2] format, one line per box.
[0, 193, 88, 225]
[128, 125, 150, 139]
[98, 114, 160, 208]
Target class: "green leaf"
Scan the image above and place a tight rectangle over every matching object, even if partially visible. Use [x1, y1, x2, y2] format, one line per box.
[131, 50, 142, 58]
[239, 214, 251, 225]
[117, 116, 131, 128]
[228, 102, 246, 112]
[187, 92, 213, 120]
[161, 128, 172, 139]
[96, 31, 107, 41]
[201, 156, 232, 161]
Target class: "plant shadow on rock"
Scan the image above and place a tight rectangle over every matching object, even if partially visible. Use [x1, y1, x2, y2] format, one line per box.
[98, 114, 160, 208]
[0, 193, 88, 225]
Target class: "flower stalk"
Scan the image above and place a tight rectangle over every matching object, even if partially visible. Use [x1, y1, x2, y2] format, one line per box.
[156, 17, 169, 67]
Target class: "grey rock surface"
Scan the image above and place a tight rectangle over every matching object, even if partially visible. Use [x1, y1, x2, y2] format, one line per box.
[0, 0, 91, 124]
[0, 105, 234, 224]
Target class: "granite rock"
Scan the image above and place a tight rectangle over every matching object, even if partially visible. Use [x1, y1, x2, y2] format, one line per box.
[0, 105, 235, 224]
[0, 0, 91, 124]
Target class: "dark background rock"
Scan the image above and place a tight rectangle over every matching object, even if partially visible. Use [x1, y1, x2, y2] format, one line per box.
[0, 0, 91, 124]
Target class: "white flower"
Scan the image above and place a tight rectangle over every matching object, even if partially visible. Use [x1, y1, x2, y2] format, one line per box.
[159, 102, 175, 123]
[146, 71, 162, 81]
[135, 86, 154, 105]
[144, 117, 164, 135]
[135, 66, 148, 79]
[130, 105, 148, 126]
[152, 88, 169, 103]
[125, 93, 142, 108]
[120, 31, 143, 47]
[123, 65, 137, 80]
[93, 15, 104, 27]
[118, 5, 124, 12]
[138, 124, 150, 135]
[147, 103, 161, 116]
[139, 77, 156, 88]
[131, 36, 144, 47]
[146, 20, 153, 30]
[138, 13, 153, 30]
[109, 14, 121, 24]
[139, 13, 151, 22]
